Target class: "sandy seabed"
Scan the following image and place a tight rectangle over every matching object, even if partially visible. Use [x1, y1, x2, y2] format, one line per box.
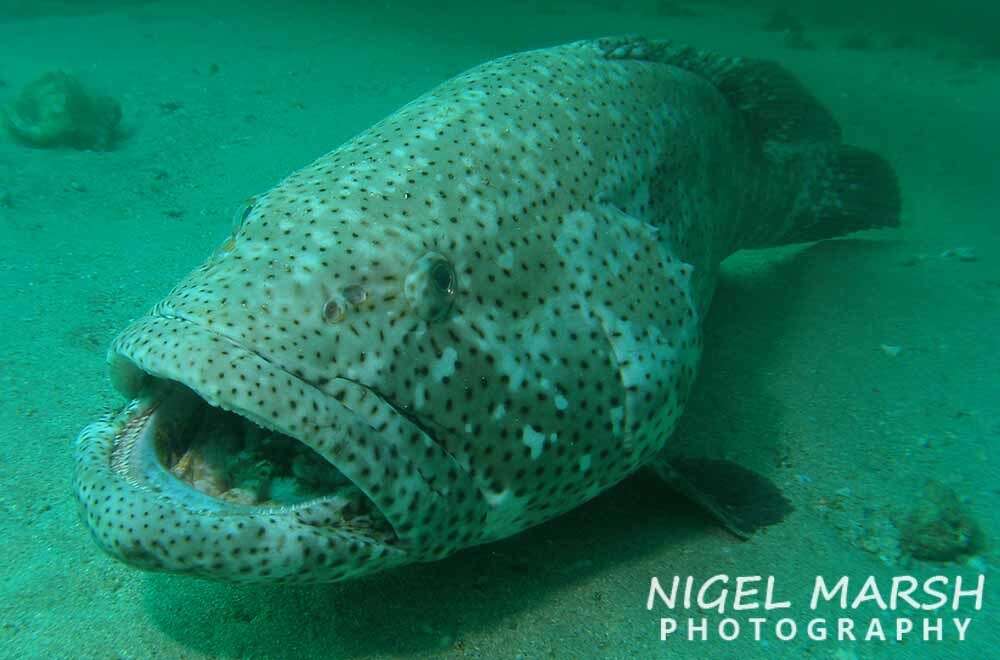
[0, 1, 997, 658]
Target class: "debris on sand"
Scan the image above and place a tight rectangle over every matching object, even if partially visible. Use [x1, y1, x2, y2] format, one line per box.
[880, 344, 902, 357]
[3, 72, 122, 150]
[941, 247, 978, 262]
[899, 480, 985, 562]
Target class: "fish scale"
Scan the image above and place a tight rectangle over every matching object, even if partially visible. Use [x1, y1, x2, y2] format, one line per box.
[74, 37, 899, 582]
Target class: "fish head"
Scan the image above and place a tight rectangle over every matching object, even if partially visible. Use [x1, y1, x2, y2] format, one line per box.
[75, 49, 702, 583]
[75, 162, 496, 582]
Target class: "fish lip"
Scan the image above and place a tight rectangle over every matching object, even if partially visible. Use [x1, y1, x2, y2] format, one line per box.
[74, 398, 407, 581]
[79, 311, 487, 580]
[75, 311, 423, 581]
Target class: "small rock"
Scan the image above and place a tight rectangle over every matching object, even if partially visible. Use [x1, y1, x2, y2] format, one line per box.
[159, 100, 183, 114]
[899, 480, 985, 562]
[4, 71, 123, 150]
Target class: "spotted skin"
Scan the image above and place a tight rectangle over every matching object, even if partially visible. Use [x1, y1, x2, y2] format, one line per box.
[74, 37, 899, 582]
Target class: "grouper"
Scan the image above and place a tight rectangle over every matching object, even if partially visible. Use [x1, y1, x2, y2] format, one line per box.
[74, 37, 900, 582]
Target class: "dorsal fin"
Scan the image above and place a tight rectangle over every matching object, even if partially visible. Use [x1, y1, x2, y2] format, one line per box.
[596, 36, 840, 144]
[595, 36, 900, 246]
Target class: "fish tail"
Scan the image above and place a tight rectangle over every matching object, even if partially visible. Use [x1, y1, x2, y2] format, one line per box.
[609, 38, 902, 247]
[765, 143, 902, 245]
[699, 55, 901, 248]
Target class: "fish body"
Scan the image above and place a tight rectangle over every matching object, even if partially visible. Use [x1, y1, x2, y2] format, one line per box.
[74, 38, 899, 582]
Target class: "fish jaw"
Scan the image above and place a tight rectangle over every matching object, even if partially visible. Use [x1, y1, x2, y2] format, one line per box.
[73, 313, 486, 583]
[73, 401, 406, 582]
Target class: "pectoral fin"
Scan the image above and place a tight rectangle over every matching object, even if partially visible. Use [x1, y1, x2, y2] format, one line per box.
[654, 456, 793, 539]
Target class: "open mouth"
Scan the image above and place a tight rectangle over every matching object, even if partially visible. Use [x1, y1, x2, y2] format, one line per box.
[111, 378, 395, 539]
[75, 313, 479, 581]
[74, 370, 410, 581]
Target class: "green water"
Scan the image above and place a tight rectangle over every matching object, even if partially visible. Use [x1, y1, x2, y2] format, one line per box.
[1, 1, 996, 658]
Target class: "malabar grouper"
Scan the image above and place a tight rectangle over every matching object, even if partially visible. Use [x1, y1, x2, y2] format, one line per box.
[73, 36, 900, 582]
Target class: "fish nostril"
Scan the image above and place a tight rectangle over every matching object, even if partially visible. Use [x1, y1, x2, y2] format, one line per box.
[323, 285, 367, 324]
[342, 284, 367, 305]
[322, 299, 345, 324]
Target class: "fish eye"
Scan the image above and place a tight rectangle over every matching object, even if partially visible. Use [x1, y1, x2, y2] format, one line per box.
[342, 284, 368, 305]
[430, 260, 455, 294]
[405, 252, 456, 322]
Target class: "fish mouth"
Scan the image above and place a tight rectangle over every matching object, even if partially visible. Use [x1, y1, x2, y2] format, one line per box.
[115, 379, 395, 530]
[74, 313, 480, 583]
[74, 377, 406, 582]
